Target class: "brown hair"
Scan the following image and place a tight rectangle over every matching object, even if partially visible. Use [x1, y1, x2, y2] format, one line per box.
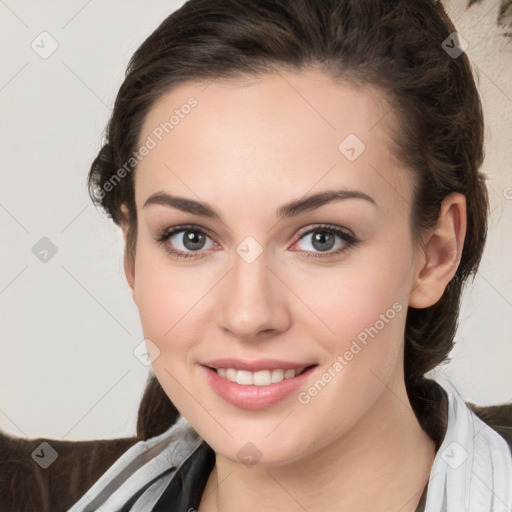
[88, 0, 489, 447]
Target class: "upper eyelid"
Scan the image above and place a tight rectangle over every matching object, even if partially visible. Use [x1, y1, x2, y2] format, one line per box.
[295, 224, 354, 238]
[160, 224, 219, 244]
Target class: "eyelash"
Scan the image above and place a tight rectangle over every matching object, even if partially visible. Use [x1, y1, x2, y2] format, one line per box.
[154, 224, 359, 260]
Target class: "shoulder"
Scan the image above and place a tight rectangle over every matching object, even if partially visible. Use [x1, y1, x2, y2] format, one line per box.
[414, 378, 512, 454]
[467, 401, 512, 452]
[67, 415, 202, 511]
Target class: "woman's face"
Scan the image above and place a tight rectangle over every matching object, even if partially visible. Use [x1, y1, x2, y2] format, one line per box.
[127, 68, 423, 465]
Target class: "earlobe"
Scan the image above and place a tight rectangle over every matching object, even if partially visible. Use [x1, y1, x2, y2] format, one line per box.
[409, 193, 467, 309]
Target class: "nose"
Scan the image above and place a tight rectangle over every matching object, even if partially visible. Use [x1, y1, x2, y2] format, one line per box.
[216, 249, 291, 342]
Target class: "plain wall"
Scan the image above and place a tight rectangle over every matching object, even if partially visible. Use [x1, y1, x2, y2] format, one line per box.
[0, 0, 510, 441]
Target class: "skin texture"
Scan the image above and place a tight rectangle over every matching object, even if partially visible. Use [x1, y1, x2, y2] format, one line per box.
[121, 68, 466, 511]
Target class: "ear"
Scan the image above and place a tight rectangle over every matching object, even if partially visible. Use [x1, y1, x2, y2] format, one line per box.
[120, 204, 137, 305]
[409, 192, 467, 309]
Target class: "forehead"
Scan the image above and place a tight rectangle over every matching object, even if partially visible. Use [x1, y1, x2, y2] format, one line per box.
[134, 68, 412, 215]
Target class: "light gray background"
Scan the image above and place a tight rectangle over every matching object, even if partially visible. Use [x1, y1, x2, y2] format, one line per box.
[1, 0, 511, 441]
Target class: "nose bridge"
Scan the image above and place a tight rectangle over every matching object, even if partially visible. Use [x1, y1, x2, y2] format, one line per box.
[217, 239, 289, 339]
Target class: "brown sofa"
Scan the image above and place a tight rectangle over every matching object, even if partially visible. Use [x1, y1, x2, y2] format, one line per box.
[1, 375, 511, 512]
[0, 376, 179, 512]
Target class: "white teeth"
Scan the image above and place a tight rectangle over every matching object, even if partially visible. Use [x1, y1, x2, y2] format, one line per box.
[226, 368, 237, 382]
[253, 370, 272, 386]
[236, 370, 253, 385]
[216, 367, 301, 386]
[284, 369, 296, 379]
[271, 369, 284, 383]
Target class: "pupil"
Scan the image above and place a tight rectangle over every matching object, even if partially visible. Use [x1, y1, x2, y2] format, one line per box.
[312, 231, 334, 251]
[184, 230, 205, 250]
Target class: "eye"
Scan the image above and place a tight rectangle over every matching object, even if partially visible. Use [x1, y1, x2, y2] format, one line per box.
[154, 225, 218, 259]
[292, 224, 358, 258]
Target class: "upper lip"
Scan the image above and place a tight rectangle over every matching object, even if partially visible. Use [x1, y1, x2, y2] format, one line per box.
[202, 358, 316, 372]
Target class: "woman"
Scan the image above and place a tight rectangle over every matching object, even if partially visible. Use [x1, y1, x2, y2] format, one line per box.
[68, 0, 512, 510]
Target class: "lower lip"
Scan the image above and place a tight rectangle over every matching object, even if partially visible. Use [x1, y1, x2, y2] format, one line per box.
[203, 365, 317, 410]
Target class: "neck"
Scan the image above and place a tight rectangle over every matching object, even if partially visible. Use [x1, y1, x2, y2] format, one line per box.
[199, 368, 436, 512]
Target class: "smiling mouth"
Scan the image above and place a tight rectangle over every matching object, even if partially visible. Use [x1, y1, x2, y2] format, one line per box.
[203, 361, 319, 409]
[207, 366, 316, 386]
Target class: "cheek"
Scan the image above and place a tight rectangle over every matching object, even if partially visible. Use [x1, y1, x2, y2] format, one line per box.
[133, 253, 205, 413]
[290, 236, 414, 346]
[133, 247, 199, 352]
[288, 237, 414, 401]
[288, 250, 413, 445]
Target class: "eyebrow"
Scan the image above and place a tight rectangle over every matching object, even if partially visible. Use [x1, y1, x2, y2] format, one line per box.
[142, 188, 377, 220]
